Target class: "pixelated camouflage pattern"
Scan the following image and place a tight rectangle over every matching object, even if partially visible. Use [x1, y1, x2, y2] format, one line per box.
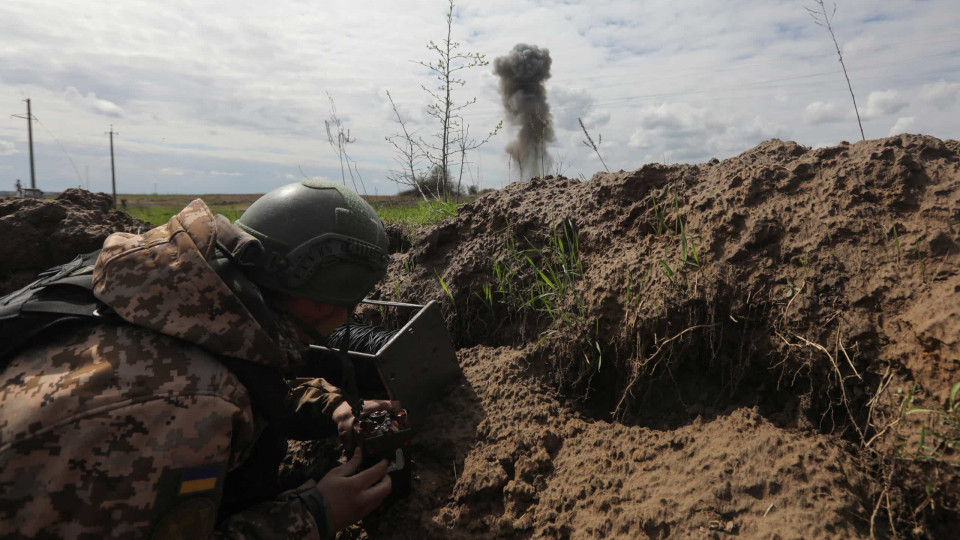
[217, 484, 321, 540]
[0, 200, 330, 539]
[93, 199, 289, 370]
[285, 378, 346, 441]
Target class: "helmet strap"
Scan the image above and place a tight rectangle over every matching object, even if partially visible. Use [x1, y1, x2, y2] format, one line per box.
[337, 320, 364, 419]
[285, 314, 328, 346]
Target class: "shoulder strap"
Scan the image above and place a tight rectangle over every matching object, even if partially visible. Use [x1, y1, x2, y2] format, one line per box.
[0, 250, 114, 359]
[216, 357, 291, 519]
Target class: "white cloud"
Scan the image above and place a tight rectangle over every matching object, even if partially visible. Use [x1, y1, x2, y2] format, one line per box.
[550, 86, 610, 132]
[285, 173, 329, 182]
[209, 170, 242, 177]
[803, 101, 842, 125]
[862, 90, 908, 120]
[0, 140, 17, 156]
[159, 168, 184, 176]
[0, 0, 957, 193]
[920, 81, 960, 109]
[627, 102, 781, 163]
[63, 86, 125, 118]
[378, 88, 424, 126]
[842, 35, 880, 58]
[888, 116, 917, 136]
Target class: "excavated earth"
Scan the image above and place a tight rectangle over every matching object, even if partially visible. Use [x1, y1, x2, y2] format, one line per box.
[0, 189, 148, 293]
[2, 136, 958, 538]
[356, 135, 960, 539]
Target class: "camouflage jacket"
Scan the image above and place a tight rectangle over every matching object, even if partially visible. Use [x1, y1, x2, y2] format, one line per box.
[0, 200, 344, 540]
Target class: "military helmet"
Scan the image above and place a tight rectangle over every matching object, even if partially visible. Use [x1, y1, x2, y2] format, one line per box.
[234, 179, 390, 307]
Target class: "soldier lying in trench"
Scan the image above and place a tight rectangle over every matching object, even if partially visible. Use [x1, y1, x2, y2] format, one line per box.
[0, 180, 398, 539]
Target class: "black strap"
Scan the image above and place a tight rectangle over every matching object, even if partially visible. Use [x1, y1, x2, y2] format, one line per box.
[339, 320, 364, 419]
[297, 486, 332, 539]
[0, 250, 110, 359]
[217, 358, 291, 520]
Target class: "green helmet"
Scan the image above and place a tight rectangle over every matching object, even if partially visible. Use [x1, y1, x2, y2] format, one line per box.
[234, 179, 390, 306]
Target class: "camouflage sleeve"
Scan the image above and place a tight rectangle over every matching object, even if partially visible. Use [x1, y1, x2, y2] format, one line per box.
[215, 480, 329, 540]
[285, 377, 345, 440]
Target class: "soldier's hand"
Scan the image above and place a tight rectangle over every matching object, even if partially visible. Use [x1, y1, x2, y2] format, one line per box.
[333, 399, 402, 445]
[315, 449, 392, 531]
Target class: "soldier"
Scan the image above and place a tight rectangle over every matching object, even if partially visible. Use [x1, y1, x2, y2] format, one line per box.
[0, 180, 397, 539]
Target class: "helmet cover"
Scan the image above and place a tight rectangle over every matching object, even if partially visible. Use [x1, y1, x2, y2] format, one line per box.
[234, 180, 389, 306]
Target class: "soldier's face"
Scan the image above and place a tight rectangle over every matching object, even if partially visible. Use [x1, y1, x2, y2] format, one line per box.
[280, 295, 350, 342]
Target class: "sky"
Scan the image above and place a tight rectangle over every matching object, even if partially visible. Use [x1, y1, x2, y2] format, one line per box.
[1, 0, 958, 195]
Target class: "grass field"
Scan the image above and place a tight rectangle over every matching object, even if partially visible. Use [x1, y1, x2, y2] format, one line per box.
[118, 193, 474, 230]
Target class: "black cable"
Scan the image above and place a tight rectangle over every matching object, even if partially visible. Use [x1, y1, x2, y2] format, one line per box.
[327, 323, 397, 355]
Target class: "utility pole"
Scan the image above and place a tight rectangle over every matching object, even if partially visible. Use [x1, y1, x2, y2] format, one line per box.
[106, 125, 118, 207]
[11, 99, 36, 189]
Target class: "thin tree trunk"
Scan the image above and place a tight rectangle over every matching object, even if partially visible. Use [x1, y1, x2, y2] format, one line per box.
[441, 14, 453, 201]
[813, 0, 865, 141]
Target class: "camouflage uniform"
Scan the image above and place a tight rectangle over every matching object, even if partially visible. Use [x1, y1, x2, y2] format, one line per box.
[0, 200, 345, 539]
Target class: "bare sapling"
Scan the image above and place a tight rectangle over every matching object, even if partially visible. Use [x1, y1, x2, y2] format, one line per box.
[324, 92, 366, 193]
[806, 0, 865, 141]
[385, 90, 431, 202]
[416, 0, 500, 201]
[579, 118, 609, 173]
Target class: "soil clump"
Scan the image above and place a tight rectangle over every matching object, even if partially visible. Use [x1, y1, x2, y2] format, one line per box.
[0, 189, 149, 294]
[360, 134, 959, 538]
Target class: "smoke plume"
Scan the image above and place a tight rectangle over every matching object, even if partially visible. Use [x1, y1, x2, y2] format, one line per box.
[494, 44, 555, 179]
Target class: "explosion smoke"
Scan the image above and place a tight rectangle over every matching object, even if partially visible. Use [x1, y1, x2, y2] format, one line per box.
[493, 44, 555, 179]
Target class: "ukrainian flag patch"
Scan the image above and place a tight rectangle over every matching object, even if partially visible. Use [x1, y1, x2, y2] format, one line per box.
[179, 465, 220, 495]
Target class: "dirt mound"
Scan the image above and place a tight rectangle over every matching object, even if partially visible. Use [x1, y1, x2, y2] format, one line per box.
[3, 139, 956, 537]
[361, 135, 960, 538]
[0, 189, 149, 294]
[360, 346, 870, 539]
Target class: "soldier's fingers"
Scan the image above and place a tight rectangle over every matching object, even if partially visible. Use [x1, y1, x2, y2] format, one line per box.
[352, 458, 389, 488]
[339, 415, 355, 431]
[333, 449, 362, 476]
[338, 417, 355, 445]
[362, 472, 392, 511]
[362, 399, 393, 413]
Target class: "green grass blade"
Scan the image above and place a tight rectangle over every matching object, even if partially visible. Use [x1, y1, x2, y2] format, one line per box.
[437, 274, 455, 310]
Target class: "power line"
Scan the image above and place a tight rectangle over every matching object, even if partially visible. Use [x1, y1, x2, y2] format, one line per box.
[574, 47, 960, 103]
[32, 114, 85, 185]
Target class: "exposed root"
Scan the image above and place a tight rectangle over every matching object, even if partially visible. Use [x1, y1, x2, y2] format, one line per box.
[869, 486, 888, 540]
[777, 328, 867, 445]
[614, 323, 719, 417]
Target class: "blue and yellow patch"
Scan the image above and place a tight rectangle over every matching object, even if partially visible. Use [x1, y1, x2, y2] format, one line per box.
[151, 464, 223, 539]
[179, 465, 220, 495]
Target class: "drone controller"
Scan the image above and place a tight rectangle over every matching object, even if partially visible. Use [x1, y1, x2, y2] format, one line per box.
[352, 408, 413, 495]
[309, 300, 462, 498]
